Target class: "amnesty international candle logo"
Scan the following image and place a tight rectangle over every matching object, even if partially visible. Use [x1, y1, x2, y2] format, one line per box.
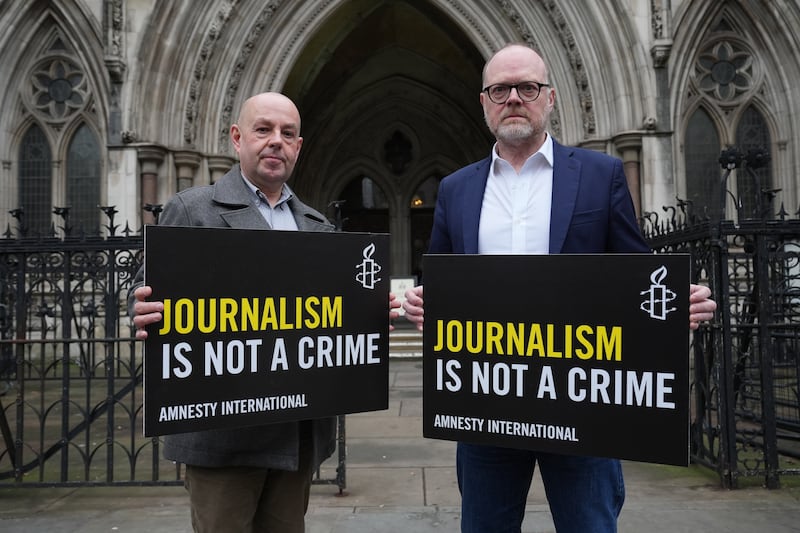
[143, 226, 390, 437]
[355, 243, 382, 289]
[640, 265, 677, 321]
[422, 253, 691, 467]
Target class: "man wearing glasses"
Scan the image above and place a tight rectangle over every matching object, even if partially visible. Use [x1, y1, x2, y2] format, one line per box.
[403, 43, 716, 532]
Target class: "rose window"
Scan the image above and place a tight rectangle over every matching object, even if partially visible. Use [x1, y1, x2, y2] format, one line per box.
[30, 58, 88, 120]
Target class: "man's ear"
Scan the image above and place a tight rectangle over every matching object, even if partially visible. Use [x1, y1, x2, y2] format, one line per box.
[547, 87, 556, 111]
[230, 124, 241, 151]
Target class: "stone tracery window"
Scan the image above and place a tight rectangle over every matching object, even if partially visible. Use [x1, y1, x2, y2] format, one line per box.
[684, 108, 721, 220]
[694, 39, 754, 103]
[735, 106, 772, 219]
[18, 124, 53, 234]
[66, 124, 101, 231]
[30, 57, 88, 122]
[15, 32, 101, 234]
[683, 18, 772, 221]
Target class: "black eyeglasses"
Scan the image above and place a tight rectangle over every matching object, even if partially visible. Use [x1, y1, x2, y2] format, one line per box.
[482, 81, 550, 104]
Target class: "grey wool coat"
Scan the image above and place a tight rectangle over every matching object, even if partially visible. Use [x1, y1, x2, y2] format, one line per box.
[129, 165, 337, 471]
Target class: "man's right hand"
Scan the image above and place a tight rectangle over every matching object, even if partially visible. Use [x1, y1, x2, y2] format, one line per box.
[403, 285, 424, 331]
[132, 285, 164, 340]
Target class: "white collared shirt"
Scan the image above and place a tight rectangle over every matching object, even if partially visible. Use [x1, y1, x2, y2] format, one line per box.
[240, 173, 299, 231]
[478, 134, 554, 254]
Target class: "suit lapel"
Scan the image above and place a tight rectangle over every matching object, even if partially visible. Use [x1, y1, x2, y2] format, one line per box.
[549, 142, 581, 253]
[463, 158, 491, 254]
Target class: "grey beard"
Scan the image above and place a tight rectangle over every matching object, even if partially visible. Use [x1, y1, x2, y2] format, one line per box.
[495, 122, 535, 145]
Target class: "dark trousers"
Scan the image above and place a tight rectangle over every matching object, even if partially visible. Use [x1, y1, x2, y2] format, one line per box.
[184, 437, 314, 533]
[457, 442, 625, 533]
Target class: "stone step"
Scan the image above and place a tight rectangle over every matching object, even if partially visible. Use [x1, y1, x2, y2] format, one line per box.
[389, 328, 422, 358]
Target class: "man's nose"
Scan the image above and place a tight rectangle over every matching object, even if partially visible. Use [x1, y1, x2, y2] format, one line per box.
[266, 128, 282, 144]
[506, 86, 523, 103]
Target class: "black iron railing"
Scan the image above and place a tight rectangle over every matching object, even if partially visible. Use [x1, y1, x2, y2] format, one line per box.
[643, 148, 800, 488]
[3, 151, 800, 490]
[0, 208, 345, 489]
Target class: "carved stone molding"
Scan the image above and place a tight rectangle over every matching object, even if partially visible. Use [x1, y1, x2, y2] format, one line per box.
[579, 139, 607, 153]
[121, 130, 138, 144]
[103, 0, 126, 83]
[183, 0, 237, 146]
[651, 40, 672, 69]
[174, 150, 203, 191]
[443, 0, 493, 52]
[137, 145, 167, 174]
[613, 131, 643, 158]
[651, 0, 665, 40]
[217, 1, 284, 150]
[207, 155, 236, 183]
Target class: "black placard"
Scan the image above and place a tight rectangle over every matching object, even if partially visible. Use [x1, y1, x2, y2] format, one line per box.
[422, 253, 690, 466]
[143, 225, 390, 436]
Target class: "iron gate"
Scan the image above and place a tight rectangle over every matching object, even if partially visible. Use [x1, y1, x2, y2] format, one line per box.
[0, 210, 345, 488]
[644, 149, 800, 488]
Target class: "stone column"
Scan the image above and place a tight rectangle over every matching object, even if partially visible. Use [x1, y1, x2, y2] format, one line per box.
[207, 155, 236, 183]
[174, 151, 202, 192]
[614, 133, 643, 218]
[137, 145, 166, 225]
[578, 139, 608, 153]
[648, 38, 676, 214]
[391, 193, 411, 277]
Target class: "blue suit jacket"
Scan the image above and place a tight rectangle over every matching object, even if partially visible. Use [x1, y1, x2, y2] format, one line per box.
[428, 139, 650, 255]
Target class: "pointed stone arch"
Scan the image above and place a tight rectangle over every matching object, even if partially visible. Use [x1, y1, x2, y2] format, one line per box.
[129, 0, 657, 156]
[0, 4, 106, 156]
[126, 0, 655, 274]
[0, 0, 107, 231]
[671, 1, 798, 216]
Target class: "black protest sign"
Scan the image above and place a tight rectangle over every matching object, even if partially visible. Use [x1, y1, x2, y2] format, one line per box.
[422, 254, 690, 466]
[143, 225, 390, 436]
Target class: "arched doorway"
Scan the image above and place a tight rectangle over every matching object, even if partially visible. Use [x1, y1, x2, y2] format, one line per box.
[285, 0, 492, 278]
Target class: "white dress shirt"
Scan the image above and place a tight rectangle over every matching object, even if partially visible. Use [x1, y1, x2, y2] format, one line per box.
[478, 134, 554, 254]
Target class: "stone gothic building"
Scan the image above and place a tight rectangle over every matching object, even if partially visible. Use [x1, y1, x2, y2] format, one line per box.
[1, 0, 798, 278]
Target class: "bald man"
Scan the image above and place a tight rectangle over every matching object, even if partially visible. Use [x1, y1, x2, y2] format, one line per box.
[130, 93, 336, 533]
[403, 44, 716, 533]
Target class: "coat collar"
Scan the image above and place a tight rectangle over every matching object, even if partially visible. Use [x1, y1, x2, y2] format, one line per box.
[211, 165, 332, 232]
[212, 165, 271, 229]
